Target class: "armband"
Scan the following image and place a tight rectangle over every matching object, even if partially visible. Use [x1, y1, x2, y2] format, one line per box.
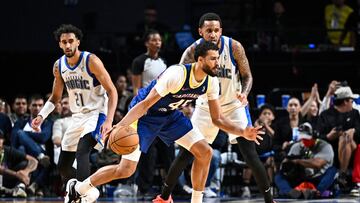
[38, 101, 55, 119]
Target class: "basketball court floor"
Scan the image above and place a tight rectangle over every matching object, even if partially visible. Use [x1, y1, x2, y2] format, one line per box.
[1, 196, 360, 203]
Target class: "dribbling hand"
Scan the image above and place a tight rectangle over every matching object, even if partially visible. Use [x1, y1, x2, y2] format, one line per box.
[101, 124, 126, 144]
[242, 126, 264, 145]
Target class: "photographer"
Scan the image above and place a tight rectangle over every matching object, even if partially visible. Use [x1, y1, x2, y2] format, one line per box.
[274, 122, 336, 199]
[317, 86, 360, 188]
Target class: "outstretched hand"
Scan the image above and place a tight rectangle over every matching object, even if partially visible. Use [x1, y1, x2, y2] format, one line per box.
[31, 115, 43, 132]
[101, 128, 112, 145]
[101, 124, 126, 144]
[242, 126, 264, 145]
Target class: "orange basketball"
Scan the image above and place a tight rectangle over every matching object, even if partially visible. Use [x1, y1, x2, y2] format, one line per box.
[107, 125, 139, 155]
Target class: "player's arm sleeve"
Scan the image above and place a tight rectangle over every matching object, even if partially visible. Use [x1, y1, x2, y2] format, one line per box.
[154, 65, 185, 97]
[207, 77, 220, 100]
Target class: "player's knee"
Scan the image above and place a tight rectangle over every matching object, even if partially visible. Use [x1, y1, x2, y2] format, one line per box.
[194, 143, 213, 161]
[203, 146, 213, 160]
[114, 160, 137, 178]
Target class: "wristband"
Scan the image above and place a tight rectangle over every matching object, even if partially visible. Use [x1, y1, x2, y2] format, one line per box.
[38, 101, 55, 119]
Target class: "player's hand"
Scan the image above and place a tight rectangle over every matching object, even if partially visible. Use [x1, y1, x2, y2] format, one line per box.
[31, 115, 43, 132]
[101, 124, 126, 144]
[242, 126, 264, 145]
[101, 126, 113, 144]
[236, 92, 248, 107]
[101, 119, 113, 138]
[16, 170, 30, 186]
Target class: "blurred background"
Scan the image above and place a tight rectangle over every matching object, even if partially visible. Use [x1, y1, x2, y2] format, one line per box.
[0, 0, 358, 108]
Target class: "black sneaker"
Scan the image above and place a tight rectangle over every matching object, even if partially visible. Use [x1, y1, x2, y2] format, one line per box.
[337, 172, 348, 187]
[64, 179, 81, 203]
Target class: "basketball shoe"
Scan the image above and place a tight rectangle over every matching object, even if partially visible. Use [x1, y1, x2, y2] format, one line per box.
[152, 194, 174, 203]
[64, 178, 81, 203]
[81, 187, 100, 203]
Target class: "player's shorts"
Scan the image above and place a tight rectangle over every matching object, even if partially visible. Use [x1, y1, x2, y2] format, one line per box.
[122, 110, 204, 162]
[191, 105, 252, 144]
[122, 126, 204, 162]
[61, 110, 105, 151]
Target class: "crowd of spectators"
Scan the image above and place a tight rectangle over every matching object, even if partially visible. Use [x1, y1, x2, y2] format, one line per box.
[0, 0, 360, 200]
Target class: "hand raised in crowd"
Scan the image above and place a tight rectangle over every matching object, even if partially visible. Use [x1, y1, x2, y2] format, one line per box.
[326, 80, 340, 97]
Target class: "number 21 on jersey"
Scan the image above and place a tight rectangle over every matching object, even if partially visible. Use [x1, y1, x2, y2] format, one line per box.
[75, 92, 84, 107]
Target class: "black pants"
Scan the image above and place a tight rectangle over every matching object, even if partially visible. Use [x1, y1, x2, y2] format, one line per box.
[236, 136, 272, 202]
[136, 138, 175, 193]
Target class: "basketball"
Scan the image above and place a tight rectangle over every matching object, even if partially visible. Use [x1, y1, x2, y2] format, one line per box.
[107, 125, 139, 155]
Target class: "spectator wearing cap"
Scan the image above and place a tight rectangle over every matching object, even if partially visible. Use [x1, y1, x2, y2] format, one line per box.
[274, 122, 336, 199]
[317, 86, 360, 189]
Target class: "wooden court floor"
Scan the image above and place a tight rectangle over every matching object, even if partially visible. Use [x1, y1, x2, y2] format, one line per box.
[1, 196, 360, 203]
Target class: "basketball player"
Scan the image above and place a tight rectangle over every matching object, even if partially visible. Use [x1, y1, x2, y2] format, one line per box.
[31, 24, 118, 198]
[154, 13, 274, 203]
[65, 41, 263, 203]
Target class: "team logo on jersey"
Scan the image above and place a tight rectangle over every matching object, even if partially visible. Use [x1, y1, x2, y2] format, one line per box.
[65, 76, 90, 90]
[173, 94, 200, 99]
[158, 108, 168, 112]
[217, 66, 232, 79]
[202, 86, 206, 92]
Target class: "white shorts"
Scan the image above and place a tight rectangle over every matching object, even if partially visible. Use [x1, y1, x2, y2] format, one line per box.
[121, 145, 142, 162]
[61, 110, 101, 152]
[122, 126, 205, 162]
[191, 106, 248, 144]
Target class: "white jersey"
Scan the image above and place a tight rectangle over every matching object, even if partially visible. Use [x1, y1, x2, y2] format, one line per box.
[195, 36, 241, 112]
[58, 51, 108, 114]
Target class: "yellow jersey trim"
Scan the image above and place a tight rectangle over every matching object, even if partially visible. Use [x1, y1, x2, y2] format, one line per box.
[189, 63, 207, 89]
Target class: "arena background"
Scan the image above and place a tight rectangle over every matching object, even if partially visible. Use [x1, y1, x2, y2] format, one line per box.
[0, 0, 358, 108]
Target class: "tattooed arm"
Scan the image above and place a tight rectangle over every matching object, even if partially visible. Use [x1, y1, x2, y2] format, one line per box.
[180, 44, 196, 64]
[232, 39, 253, 96]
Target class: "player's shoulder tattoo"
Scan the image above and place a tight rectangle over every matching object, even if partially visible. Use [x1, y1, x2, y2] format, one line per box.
[231, 39, 250, 70]
[53, 60, 59, 74]
[181, 45, 196, 64]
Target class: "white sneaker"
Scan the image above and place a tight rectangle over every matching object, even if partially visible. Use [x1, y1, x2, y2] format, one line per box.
[204, 187, 217, 198]
[81, 187, 100, 203]
[183, 185, 193, 194]
[12, 183, 27, 198]
[64, 178, 81, 203]
[241, 186, 251, 198]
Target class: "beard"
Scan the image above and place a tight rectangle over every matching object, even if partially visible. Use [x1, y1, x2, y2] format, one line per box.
[202, 64, 218, 77]
[64, 48, 76, 57]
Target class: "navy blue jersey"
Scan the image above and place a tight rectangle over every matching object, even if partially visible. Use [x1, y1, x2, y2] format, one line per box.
[129, 63, 209, 115]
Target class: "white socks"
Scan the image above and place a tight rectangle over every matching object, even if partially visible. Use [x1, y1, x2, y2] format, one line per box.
[75, 178, 94, 195]
[191, 190, 204, 203]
